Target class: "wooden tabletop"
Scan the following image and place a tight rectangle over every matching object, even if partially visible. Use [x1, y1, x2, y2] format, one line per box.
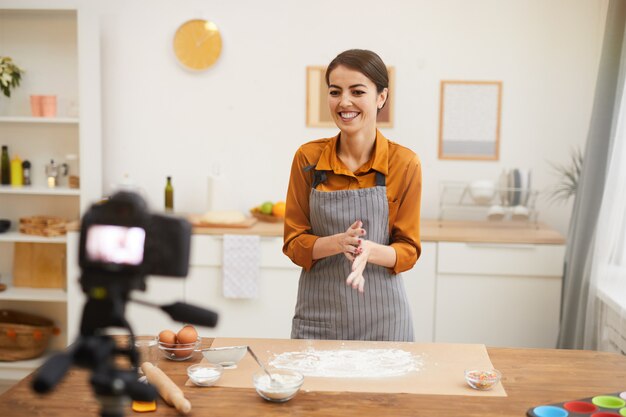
[1, 340, 624, 417]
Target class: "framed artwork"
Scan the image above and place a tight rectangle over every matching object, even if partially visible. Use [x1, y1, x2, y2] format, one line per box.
[306, 66, 395, 128]
[438, 80, 502, 160]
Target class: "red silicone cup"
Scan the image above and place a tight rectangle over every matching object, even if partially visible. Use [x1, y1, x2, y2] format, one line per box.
[563, 401, 597, 413]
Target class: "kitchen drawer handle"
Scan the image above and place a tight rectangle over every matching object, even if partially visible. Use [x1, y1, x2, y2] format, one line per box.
[464, 243, 536, 250]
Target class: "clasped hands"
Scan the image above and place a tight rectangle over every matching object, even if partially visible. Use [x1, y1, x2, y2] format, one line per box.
[338, 220, 369, 293]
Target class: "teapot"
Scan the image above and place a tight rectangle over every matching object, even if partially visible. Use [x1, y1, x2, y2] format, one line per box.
[45, 159, 68, 188]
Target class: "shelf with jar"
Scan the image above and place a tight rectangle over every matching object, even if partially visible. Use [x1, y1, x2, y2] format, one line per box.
[0, 5, 102, 377]
[439, 173, 539, 226]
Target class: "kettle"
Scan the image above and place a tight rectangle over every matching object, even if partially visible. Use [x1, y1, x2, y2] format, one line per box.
[45, 159, 68, 188]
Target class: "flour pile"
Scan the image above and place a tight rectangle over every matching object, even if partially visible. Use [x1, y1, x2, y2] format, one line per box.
[268, 348, 423, 378]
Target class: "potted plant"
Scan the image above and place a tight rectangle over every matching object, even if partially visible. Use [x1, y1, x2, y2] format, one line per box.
[0, 56, 24, 98]
[548, 147, 583, 204]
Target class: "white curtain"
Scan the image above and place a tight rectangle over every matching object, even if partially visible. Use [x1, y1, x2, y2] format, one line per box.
[557, 0, 626, 350]
[587, 70, 626, 350]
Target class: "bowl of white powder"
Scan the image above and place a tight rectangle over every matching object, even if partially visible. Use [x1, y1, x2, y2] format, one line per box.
[252, 368, 304, 402]
[187, 363, 223, 386]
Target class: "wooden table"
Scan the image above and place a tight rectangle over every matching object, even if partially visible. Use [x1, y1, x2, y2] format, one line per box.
[1, 339, 624, 417]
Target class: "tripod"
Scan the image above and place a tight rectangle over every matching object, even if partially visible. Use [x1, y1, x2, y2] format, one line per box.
[33, 282, 157, 417]
[32, 190, 218, 416]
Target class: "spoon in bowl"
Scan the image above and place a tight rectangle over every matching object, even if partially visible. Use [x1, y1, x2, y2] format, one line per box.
[246, 346, 276, 383]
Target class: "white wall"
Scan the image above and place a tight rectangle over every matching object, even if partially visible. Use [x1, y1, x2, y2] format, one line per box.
[39, 0, 613, 234]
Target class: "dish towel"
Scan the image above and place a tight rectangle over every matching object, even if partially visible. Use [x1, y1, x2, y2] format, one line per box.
[222, 234, 260, 299]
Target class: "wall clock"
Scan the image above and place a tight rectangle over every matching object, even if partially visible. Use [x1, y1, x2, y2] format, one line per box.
[173, 19, 222, 70]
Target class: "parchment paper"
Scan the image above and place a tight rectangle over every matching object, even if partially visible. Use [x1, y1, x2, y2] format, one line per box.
[186, 338, 507, 397]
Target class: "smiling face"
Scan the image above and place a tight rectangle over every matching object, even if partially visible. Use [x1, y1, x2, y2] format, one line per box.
[327, 65, 388, 137]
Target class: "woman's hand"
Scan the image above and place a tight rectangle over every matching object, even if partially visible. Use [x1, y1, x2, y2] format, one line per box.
[346, 240, 370, 293]
[339, 220, 366, 262]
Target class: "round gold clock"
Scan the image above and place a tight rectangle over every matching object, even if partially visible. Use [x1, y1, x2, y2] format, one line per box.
[173, 19, 222, 70]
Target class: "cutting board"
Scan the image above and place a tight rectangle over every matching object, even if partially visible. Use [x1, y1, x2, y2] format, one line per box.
[12, 242, 66, 289]
[188, 215, 257, 229]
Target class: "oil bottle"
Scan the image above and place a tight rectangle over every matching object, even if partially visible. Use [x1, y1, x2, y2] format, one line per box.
[165, 176, 174, 212]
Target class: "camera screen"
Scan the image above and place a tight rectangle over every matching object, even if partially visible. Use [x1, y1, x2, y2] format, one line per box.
[85, 225, 146, 266]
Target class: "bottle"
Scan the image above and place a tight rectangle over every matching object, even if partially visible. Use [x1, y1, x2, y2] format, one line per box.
[165, 176, 174, 212]
[1, 146, 10, 185]
[22, 160, 31, 185]
[10, 154, 23, 187]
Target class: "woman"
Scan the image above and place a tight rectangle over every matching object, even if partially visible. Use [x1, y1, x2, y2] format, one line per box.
[283, 49, 422, 341]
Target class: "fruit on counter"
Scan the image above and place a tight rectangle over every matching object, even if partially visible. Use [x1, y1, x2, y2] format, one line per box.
[251, 200, 286, 219]
[272, 201, 286, 218]
[260, 201, 273, 215]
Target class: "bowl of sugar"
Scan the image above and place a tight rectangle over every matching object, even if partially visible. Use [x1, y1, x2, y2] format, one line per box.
[187, 363, 223, 386]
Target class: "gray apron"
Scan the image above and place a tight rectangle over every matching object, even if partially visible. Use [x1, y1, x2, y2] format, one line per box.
[291, 169, 415, 341]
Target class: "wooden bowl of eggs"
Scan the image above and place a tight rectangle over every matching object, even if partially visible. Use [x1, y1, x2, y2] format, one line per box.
[158, 325, 200, 361]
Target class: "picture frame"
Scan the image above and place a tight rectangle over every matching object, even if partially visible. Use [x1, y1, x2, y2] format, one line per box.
[306, 66, 395, 128]
[438, 80, 502, 160]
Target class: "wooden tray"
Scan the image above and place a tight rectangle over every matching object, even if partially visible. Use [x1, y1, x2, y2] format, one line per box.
[19, 215, 67, 236]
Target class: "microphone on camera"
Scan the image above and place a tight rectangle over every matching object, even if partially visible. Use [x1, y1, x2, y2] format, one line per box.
[32, 351, 74, 393]
[131, 299, 218, 328]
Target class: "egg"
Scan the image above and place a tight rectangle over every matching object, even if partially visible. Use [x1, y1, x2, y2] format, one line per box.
[173, 343, 194, 358]
[158, 329, 176, 348]
[177, 325, 198, 345]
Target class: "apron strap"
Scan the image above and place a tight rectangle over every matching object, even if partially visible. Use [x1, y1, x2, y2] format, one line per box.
[312, 170, 328, 189]
[310, 170, 386, 189]
[375, 171, 386, 186]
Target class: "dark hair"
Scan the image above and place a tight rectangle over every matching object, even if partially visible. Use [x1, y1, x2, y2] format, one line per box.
[325, 49, 389, 110]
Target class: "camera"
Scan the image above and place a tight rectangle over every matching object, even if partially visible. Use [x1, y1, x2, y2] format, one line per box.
[33, 190, 218, 417]
[79, 191, 191, 286]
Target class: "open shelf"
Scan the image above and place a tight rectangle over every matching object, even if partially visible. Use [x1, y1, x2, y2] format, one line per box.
[0, 353, 52, 370]
[0, 185, 80, 196]
[0, 284, 67, 302]
[0, 232, 66, 244]
[0, 116, 79, 124]
[0, 4, 102, 369]
[0, 352, 60, 381]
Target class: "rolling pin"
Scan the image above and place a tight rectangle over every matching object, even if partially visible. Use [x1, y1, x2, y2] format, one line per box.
[141, 362, 191, 415]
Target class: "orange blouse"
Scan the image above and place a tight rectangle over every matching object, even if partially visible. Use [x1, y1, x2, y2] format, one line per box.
[283, 130, 422, 274]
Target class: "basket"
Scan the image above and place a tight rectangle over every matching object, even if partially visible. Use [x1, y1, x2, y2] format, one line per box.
[0, 310, 55, 361]
[250, 208, 283, 223]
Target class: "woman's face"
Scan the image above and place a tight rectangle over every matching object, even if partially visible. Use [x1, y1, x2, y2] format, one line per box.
[327, 65, 387, 137]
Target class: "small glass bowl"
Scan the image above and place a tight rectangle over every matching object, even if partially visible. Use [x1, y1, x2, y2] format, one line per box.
[158, 337, 200, 361]
[201, 345, 247, 368]
[252, 368, 304, 402]
[464, 369, 501, 390]
[187, 363, 223, 386]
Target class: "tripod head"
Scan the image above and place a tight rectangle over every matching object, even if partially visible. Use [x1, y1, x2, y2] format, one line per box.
[32, 191, 219, 417]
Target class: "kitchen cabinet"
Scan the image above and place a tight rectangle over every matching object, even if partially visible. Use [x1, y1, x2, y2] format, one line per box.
[64, 221, 565, 363]
[185, 236, 300, 339]
[596, 282, 626, 354]
[66, 234, 301, 341]
[402, 242, 437, 342]
[0, 4, 101, 384]
[434, 242, 565, 348]
[66, 234, 435, 341]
